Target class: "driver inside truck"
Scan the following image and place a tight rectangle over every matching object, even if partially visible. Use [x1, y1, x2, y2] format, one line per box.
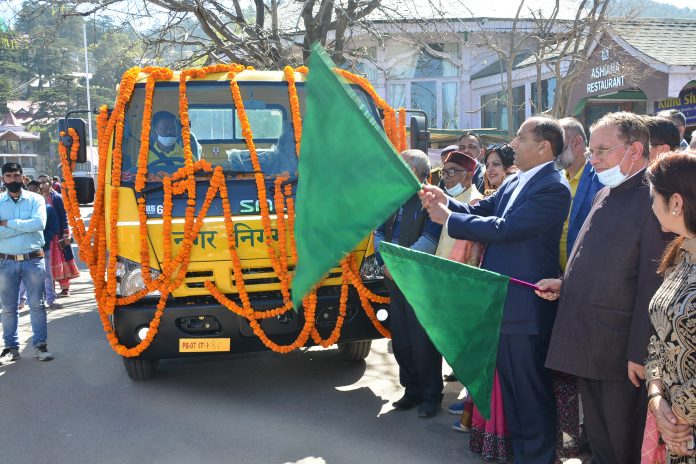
[147, 111, 200, 181]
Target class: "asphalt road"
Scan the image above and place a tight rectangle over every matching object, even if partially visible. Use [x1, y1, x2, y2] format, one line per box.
[0, 271, 489, 464]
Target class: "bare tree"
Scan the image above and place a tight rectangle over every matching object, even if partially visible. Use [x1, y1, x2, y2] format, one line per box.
[29, 0, 384, 68]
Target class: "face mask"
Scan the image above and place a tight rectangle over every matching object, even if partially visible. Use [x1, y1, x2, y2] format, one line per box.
[4, 181, 22, 193]
[445, 183, 466, 197]
[596, 147, 634, 188]
[157, 135, 177, 148]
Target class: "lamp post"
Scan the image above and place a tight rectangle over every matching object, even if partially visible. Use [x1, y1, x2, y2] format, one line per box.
[82, 21, 94, 172]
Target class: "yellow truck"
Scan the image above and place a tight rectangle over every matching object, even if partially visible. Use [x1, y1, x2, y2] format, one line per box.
[59, 65, 426, 380]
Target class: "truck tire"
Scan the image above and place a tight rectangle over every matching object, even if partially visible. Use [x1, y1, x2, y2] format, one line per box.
[123, 357, 158, 381]
[338, 340, 372, 361]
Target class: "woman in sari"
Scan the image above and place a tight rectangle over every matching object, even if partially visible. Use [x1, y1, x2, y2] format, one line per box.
[38, 175, 79, 296]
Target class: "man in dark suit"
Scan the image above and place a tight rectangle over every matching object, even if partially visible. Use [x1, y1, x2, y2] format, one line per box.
[420, 116, 571, 464]
[375, 149, 444, 418]
[538, 112, 671, 464]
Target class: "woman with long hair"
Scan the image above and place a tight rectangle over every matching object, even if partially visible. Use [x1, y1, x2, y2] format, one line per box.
[482, 144, 518, 196]
[642, 152, 696, 463]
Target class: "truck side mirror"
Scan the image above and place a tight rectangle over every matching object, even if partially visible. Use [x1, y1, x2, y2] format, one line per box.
[58, 118, 87, 164]
[409, 115, 430, 152]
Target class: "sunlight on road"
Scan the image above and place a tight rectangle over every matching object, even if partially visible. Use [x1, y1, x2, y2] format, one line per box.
[283, 458, 327, 464]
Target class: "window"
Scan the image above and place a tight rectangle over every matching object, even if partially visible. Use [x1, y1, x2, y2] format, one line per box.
[411, 81, 437, 129]
[530, 78, 556, 113]
[386, 43, 460, 129]
[481, 86, 525, 132]
[441, 82, 459, 130]
[189, 108, 283, 142]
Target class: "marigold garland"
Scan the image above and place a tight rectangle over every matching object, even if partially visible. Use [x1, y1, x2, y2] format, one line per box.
[58, 64, 399, 358]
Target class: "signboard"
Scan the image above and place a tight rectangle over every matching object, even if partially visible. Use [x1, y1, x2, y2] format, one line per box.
[586, 48, 626, 95]
[657, 86, 696, 125]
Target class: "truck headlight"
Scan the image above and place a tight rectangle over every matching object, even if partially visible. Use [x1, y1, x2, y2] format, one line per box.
[359, 254, 384, 281]
[116, 257, 161, 297]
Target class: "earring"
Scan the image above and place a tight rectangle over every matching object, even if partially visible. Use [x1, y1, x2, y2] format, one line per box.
[672, 211, 678, 215]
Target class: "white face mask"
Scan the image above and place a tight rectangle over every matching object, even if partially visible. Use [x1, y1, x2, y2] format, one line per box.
[445, 183, 466, 197]
[596, 146, 634, 188]
[157, 135, 177, 148]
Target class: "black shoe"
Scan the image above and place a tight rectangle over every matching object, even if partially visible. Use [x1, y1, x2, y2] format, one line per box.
[443, 372, 458, 382]
[392, 394, 421, 410]
[417, 402, 441, 418]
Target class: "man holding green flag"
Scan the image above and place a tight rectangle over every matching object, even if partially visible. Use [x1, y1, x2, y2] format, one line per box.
[420, 116, 570, 464]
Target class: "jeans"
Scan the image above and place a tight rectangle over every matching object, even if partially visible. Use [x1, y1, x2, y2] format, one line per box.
[18, 253, 55, 305]
[0, 257, 46, 348]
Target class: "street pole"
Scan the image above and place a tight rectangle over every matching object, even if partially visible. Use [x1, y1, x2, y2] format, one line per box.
[82, 21, 94, 173]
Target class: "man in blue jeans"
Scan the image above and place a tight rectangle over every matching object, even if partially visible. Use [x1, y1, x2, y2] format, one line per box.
[0, 162, 51, 363]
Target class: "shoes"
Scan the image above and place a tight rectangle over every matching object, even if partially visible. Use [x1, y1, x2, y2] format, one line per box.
[452, 419, 471, 433]
[47, 302, 62, 310]
[417, 402, 441, 418]
[449, 401, 465, 415]
[0, 347, 20, 364]
[392, 394, 421, 410]
[58, 289, 69, 298]
[444, 372, 458, 382]
[33, 345, 54, 361]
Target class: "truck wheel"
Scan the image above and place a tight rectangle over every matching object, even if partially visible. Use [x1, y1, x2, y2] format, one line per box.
[123, 357, 158, 381]
[338, 340, 372, 361]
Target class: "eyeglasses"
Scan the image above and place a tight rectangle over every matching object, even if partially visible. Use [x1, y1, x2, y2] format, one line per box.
[441, 168, 468, 178]
[587, 142, 628, 160]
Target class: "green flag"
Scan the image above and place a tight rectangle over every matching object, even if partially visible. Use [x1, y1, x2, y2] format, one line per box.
[292, 44, 421, 306]
[379, 241, 508, 419]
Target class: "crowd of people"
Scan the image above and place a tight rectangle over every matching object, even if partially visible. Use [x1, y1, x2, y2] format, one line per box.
[378, 110, 696, 464]
[0, 165, 78, 365]
[1, 106, 695, 464]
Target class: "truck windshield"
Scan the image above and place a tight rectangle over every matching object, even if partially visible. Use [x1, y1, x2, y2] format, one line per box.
[119, 80, 379, 184]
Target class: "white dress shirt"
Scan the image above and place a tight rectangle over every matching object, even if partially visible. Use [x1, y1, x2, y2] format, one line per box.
[500, 160, 554, 217]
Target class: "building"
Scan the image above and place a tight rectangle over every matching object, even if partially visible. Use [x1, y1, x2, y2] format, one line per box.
[567, 19, 696, 135]
[281, 3, 696, 138]
[0, 111, 42, 177]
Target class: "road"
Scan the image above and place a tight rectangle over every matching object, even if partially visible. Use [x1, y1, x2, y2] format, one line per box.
[0, 270, 489, 464]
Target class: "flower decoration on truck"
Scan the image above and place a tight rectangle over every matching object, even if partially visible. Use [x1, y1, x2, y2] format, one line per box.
[58, 63, 401, 357]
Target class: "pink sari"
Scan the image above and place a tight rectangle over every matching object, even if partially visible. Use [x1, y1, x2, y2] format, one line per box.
[469, 370, 513, 462]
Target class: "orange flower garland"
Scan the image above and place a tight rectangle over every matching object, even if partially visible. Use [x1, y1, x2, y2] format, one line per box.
[58, 63, 398, 358]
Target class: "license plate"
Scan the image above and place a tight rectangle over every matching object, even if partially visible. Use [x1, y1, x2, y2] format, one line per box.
[179, 338, 230, 353]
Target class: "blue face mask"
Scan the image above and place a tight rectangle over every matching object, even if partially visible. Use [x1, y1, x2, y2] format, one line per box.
[596, 146, 634, 188]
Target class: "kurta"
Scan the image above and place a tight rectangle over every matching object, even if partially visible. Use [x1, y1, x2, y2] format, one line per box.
[645, 244, 696, 464]
[435, 184, 483, 261]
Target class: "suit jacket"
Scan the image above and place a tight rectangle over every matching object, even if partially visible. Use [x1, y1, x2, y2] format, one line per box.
[545, 169, 671, 381]
[472, 162, 485, 194]
[447, 162, 571, 336]
[566, 162, 603, 257]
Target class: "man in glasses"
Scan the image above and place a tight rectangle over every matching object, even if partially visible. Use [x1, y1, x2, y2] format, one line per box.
[435, 151, 482, 261]
[539, 112, 671, 464]
[457, 131, 486, 194]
